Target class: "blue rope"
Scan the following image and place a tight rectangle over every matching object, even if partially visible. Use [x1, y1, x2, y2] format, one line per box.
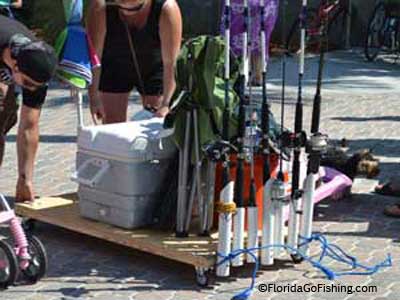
[217, 233, 392, 300]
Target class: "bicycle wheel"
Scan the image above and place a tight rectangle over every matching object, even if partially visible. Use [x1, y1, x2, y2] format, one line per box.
[286, 8, 319, 54]
[0, 239, 18, 289]
[365, 2, 386, 61]
[21, 235, 48, 284]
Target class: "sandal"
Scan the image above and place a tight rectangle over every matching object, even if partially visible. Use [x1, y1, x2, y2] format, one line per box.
[383, 203, 400, 218]
[374, 182, 400, 197]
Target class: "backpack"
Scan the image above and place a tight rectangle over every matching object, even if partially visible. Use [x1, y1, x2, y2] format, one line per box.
[165, 35, 240, 162]
[165, 35, 288, 163]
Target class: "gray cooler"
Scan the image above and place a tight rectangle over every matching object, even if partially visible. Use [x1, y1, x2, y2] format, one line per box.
[73, 114, 177, 229]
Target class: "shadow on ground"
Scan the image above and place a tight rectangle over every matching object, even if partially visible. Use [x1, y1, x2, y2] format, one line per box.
[315, 193, 400, 243]
[267, 50, 400, 95]
[5, 135, 77, 143]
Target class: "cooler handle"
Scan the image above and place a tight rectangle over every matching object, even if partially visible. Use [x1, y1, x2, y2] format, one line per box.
[71, 158, 110, 188]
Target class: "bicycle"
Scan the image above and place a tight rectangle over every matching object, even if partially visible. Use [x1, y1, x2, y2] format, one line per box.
[365, 0, 400, 61]
[0, 194, 48, 289]
[286, 0, 350, 53]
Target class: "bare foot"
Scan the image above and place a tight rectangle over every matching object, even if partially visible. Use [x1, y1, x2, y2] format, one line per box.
[374, 181, 400, 197]
[383, 204, 400, 218]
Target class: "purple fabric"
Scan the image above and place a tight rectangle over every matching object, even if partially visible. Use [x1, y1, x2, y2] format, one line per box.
[220, 0, 279, 59]
[282, 167, 353, 221]
[314, 167, 353, 203]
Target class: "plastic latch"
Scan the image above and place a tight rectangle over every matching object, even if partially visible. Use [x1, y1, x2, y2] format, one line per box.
[131, 137, 148, 151]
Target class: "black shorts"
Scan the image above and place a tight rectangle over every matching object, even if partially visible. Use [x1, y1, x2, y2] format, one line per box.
[22, 85, 47, 109]
[0, 85, 17, 166]
[99, 56, 163, 96]
[0, 85, 18, 136]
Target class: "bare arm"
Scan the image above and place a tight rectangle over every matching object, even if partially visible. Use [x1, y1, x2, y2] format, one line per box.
[11, 0, 22, 8]
[87, 0, 106, 93]
[16, 105, 40, 202]
[0, 82, 7, 100]
[87, 0, 107, 123]
[159, 0, 182, 108]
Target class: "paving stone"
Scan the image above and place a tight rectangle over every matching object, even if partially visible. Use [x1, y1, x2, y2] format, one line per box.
[0, 291, 41, 300]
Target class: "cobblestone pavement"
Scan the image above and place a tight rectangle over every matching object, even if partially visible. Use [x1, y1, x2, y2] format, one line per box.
[0, 50, 399, 300]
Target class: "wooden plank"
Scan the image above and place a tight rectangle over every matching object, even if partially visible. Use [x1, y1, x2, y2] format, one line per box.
[16, 193, 76, 212]
[15, 194, 217, 269]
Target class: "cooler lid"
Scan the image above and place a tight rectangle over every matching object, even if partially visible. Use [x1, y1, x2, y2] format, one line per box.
[77, 117, 177, 161]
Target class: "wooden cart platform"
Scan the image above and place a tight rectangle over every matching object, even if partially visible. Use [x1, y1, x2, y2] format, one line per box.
[15, 193, 217, 280]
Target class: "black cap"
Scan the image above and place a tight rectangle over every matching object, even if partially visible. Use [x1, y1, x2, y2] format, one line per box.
[16, 41, 58, 83]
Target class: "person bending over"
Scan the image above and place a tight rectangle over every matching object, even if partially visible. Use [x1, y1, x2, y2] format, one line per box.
[0, 15, 57, 202]
[87, 0, 182, 123]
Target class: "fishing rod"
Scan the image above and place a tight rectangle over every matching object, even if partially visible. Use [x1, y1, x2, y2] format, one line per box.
[287, 0, 308, 262]
[259, 0, 270, 215]
[245, 81, 258, 263]
[272, 0, 290, 259]
[247, 0, 270, 264]
[232, 0, 249, 268]
[216, 0, 236, 277]
[299, 0, 329, 258]
[261, 0, 289, 265]
[260, 0, 275, 267]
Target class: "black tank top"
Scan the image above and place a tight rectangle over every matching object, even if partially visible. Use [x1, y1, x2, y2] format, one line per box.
[102, 0, 166, 79]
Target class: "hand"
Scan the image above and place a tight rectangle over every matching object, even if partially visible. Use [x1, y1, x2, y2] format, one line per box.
[11, 0, 22, 8]
[88, 90, 105, 125]
[15, 177, 35, 203]
[154, 106, 170, 118]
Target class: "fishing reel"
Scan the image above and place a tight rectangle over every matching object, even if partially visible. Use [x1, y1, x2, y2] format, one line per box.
[306, 133, 328, 154]
[203, 141, 237, 163]
[243, 123, 261, 162]
[271, 177, 290, 203]
[306, 133, 329, 173]
[280, 131, 307, 150]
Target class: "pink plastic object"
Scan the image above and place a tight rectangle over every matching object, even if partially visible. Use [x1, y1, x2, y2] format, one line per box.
[10, 217, 31, 268]
[0, 210, 14, 223]
[315, 167, 353, 202]
[0, 194, 31, 269]
[283, 167, 352, 221]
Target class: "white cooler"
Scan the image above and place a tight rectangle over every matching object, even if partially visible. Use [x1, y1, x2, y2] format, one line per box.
[73, 115, 177, 229]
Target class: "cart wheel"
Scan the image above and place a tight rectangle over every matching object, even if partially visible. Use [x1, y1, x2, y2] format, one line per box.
[0, 239, 19, 289]
[290, 253, 303, 264]
[21, 235, 47, 284]
[195, 267, 210, 287]
[22, 219, 36, 233]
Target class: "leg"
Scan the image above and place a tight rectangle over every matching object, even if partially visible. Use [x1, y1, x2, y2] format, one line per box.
[251, 53, 262, 86]
[375, 178, 400, 196]
[99, 92, 130, 124]
[383, 203, 400, 218]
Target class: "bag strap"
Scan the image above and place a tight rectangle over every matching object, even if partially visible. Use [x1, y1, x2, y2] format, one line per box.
[123, 21, 146, 95]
